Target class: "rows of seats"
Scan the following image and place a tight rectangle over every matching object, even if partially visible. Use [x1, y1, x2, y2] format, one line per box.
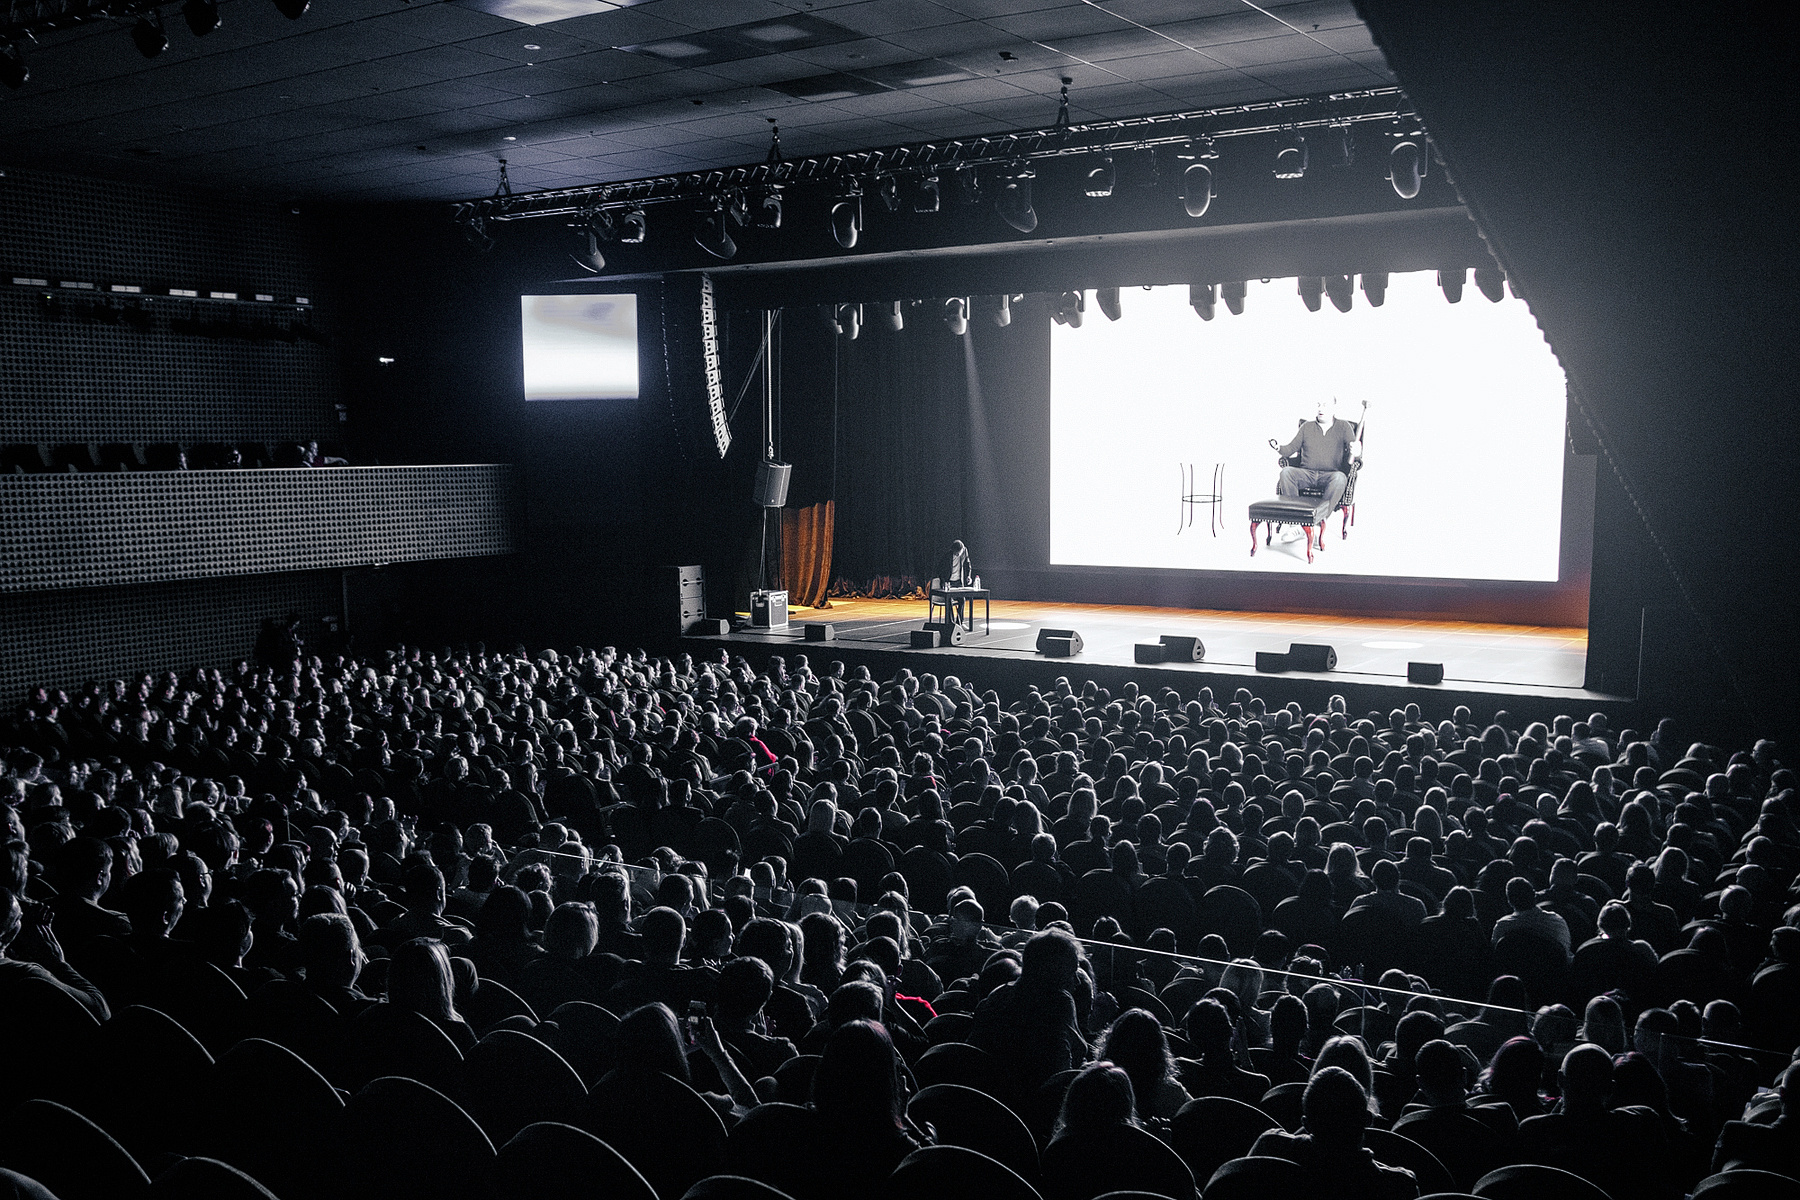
[1, 442, 347, 473]
[3, 640, 1798, 1200]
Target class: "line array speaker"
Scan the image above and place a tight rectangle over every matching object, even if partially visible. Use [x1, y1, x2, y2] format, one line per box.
[753, 460, 791, 508]
[1287, 642, 1337, 672]
[1036, 628, 1083, 656]
[1159, 635, 1205, 662]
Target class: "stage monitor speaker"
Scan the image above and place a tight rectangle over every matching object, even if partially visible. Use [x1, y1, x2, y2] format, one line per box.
[925, 620, 964, 646]
[1287, 642, 1338, 672]
[1036, 628, 1084, 656]
[1159, 635, 1206, 662]
[909, 629, 940, 649]
[1134, 643, 1165, 664]
[753, 459, 792, 508]
[686, 618, 729, 636]
[1256, 651, 1290, 672]
[804, 623, 834, 642]
[1408, 661, 1445, 684]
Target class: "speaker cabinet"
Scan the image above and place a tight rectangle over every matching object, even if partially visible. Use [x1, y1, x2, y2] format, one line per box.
[686, 618, 729, 636]
[1287, 642, 1338, 672]
[1158, 635, 1206, 662]
[909, 628, 940, 649]
[1134, 643, 1165, 664]
[1255, 651, 1290, 672]
[753, 460, 792, 508]
[750, 590, 788, 628]
[804, 623, 834, 642]
[925, 620, 964, 646]
[1036, 628, 1084, 656]
[669, 564, 707, 637]
[1408, 661, 1445, 684]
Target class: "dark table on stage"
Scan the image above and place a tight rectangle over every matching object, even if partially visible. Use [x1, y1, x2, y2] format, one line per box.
[936, 587, 991, 635]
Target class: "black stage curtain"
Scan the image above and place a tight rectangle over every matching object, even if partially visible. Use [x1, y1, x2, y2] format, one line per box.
[781, 306, 1046, 591]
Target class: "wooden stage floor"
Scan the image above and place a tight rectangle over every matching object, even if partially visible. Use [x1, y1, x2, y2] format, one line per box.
[715, 598, 1594, 699]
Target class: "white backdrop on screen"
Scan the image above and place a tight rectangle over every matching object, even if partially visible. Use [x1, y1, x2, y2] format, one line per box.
[1049, 272, 1567, 581]
[520, 293, 639, 401]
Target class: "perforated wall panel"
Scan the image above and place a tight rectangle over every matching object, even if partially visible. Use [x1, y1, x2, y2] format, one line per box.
[0, 571, 340, 701]
[0, 466, 519, 593]
[0, 167, 338, 442]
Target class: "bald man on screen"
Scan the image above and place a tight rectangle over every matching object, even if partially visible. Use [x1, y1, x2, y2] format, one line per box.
[1275, 396, 1366, 518]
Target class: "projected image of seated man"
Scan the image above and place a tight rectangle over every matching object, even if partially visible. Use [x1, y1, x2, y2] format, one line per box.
[1275, 395, 1365, 524]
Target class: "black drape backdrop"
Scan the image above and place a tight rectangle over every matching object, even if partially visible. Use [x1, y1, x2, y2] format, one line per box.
[776, 302, 1048, 590]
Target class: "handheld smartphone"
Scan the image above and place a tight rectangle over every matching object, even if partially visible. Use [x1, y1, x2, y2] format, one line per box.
[686, 999, 707, 1045]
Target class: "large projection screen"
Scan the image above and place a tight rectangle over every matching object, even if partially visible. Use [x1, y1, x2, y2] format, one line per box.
[520, 293, 639, 401]
[1050, 272, 1568, 581]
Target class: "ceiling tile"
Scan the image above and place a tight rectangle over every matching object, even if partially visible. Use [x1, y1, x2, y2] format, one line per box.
[817, 0, 963, 37]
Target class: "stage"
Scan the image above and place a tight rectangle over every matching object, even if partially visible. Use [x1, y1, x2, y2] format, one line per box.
[698, 598, 1629, 725]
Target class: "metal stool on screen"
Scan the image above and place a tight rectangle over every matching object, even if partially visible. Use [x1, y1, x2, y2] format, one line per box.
[1178, 462, 1225, 536]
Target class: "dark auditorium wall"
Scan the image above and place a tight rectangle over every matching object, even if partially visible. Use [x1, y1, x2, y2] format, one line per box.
[1354, 3, 1796, 740]
[0, 168, 352, 694]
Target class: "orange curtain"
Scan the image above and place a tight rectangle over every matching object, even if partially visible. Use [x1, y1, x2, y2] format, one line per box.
[781, 500, 835, 609]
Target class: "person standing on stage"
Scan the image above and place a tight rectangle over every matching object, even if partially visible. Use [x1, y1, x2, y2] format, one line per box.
[941, 540, 974, 626]
[1275, 396, 1365, 521]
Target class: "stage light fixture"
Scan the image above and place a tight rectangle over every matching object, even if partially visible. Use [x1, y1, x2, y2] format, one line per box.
[837, 302, 862, 340]
[694, 197, 739, 260]
[1181, 161, 1214, 217]
[617, 209, 647, 244]
[1051, 290, 1085, 328]
[182, 0, 220, 34]
[747, 185, 782, 229]
[980, 293, 1014, 328]
[132, 11, 168, 58]
[829, 189, 861, 249]
[1274, 131, 1307, 179]
[1324, 273, 1353, 312]
[880, 300, 903, 332]
[1362, 272, 1388, 307]
[1298, 275, 1323, 312]
[1083, 155, 1116, 198]
[912, 173, 940, 214]
[1438, 266, 1465, 303]
[1096, 286, 1121, 322]
[1474, 265, 1506, 302]
[995, 166, 1036, 232]
[1388, 139, 1424, 199]
[955, 165, 983, 206]
[274, 0, 308, 19]
[1221, 280, 1247, 315]
[1189, 283, 1216, 321]
[943, 297, 969, 336]
[874, 175, 900, 213]
[458, 210, 494, 252]
[570, 225, 606, 273]
[0, 42, 26, 89]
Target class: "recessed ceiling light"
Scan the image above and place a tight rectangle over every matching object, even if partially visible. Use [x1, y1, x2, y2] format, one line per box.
[503, 135, 516, 141]
[523, 42, 539, 49]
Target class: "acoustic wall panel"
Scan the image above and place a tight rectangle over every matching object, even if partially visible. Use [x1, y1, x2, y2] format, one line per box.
[0, 465, 519, 593]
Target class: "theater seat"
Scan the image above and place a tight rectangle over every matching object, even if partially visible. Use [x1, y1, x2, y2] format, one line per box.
[0, 1100, 152, 1200]
[683, 1177, 800, 1200]
[150, 1157, 282, 1200]
[1692, 1171, 1800, 1200]
[1201, 1156, 1307, 1200]
[907, 1084, 1040, 1186]
[890, 1145, 1042, 1200]
[490, 1122, 655, 1200]
[1472, 1163, 1614, 1200]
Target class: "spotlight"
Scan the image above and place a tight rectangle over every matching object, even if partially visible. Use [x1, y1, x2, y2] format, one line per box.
[981, 293, 1013, 328]
[954, 165, 983, 206]
[1181, 161, 1214, 218]
[829, 189, 861, 249]
[874, 176, 900, 213]
[747, 185, 782, 229]
[1388, 140, 1424, 199]
[571, 226, 606, 274]
[1474, 266, 1506, 302]
[1221, 280, 1247, 316]
[879, 301, 903, 332]
[274, 0, 308, 18]
[617, 209, 647, 244]
[1297, 276, 1323, 312]
[1361, 272, 1388, 307]
[912, 173, 940, 214]
[1274, 131, 1307, 179]
[1051, 290, 1085, 328]
[1438, 266, 1465, 303]
[0, 43, 26, 89]
[181, 0, 220, 34]
[995, 166, 1036, 233]
[836, 302, 861, 340]
[1083, 155, 1115, 198]
[943, 297, 968, 336]
[1189, 283, 1216, 321]
[1324, 274, 1353, 313]
[694, 198, 738, 260]
[132, 11, 169, 58]
[458, 210, 494, 252]
[1096, 286, 1121, 322]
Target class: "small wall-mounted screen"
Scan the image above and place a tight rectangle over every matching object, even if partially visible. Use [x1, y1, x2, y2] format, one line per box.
[520, 293, 639, 401]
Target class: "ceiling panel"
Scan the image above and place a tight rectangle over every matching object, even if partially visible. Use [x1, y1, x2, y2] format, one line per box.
[0, 0, 1396, 201]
